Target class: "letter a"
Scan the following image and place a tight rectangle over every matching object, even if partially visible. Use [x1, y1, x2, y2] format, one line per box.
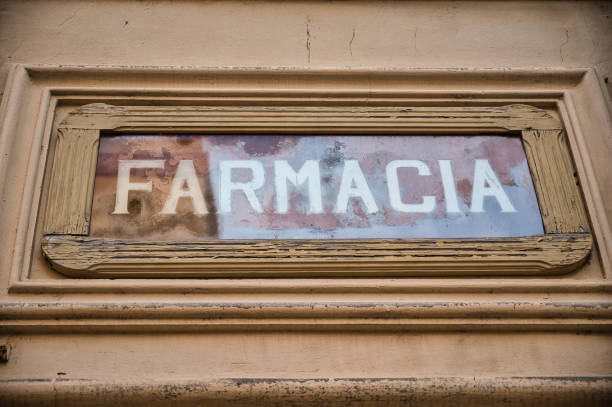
[161, 160, 208, 214]
[471, 159, 516, 213]
[334, 160, 378, 214]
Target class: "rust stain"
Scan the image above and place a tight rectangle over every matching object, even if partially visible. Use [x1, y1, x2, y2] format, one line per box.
[90, 135, 218, 239]
[456, 178, 473, 205]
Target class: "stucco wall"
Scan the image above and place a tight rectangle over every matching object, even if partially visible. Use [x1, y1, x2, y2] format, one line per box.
[1, 1, 612, 97]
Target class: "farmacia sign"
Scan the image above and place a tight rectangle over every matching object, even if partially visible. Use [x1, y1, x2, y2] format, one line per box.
[90, 135, 543, 239]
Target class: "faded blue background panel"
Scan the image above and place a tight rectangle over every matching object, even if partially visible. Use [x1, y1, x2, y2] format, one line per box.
[203, 134, 544, 239]
[91, 134, 544, 240]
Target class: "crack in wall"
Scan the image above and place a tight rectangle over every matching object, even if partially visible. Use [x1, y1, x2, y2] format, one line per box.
[57, 7, 80, 28]
[560, 29, 570, 63]
[306, 17, 311, 64]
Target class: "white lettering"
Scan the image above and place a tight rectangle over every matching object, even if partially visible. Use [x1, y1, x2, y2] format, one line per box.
[160, 160, 208, 215]
[112, 157, 521, 218]
[219, 160, 265, 213]
[113, 160, 165, 214]
[471, 159, 516, 213]
[386, 160, 436, 213]
[438, 160, 461, 213]
[274, 160, 323, 214]
[334, 160, 378, 214]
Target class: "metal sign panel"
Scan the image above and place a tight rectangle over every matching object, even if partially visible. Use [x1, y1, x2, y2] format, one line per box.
[90, 134, 543, 239]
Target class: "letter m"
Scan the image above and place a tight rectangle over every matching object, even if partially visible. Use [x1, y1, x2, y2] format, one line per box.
[274, 160, 323, 214]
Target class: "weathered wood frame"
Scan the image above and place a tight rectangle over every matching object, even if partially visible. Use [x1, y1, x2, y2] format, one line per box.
[40, 103, 591, 278]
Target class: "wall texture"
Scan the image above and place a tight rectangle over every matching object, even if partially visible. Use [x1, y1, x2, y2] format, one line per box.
[1, 1, 612, 98]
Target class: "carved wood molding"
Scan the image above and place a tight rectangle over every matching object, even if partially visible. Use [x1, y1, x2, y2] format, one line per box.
[41, 102, 591, 277]
[43, 129, 99, 235]
[41, 234, 592, 277]
[522, 129, 589, 233]
[60, 103, 562, 133]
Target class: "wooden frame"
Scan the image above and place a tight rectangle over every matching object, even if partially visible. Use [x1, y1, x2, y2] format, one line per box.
[0, 63, 609, 407]
[0, 64, 610, 331]
[39, 103, 591, 278]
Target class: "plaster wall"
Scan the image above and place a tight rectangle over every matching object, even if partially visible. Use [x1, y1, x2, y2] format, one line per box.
[1, 1, 612, 98]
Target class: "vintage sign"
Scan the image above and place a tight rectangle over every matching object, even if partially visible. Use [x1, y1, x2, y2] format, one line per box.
[89, 134, 544, 239]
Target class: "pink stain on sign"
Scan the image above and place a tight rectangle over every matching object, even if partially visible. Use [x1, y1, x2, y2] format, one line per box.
[89, 134, 544, 239]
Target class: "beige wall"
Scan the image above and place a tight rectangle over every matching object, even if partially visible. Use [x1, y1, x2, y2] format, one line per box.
[1, 1, 611, 405]
[1, 0, 612, 97]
